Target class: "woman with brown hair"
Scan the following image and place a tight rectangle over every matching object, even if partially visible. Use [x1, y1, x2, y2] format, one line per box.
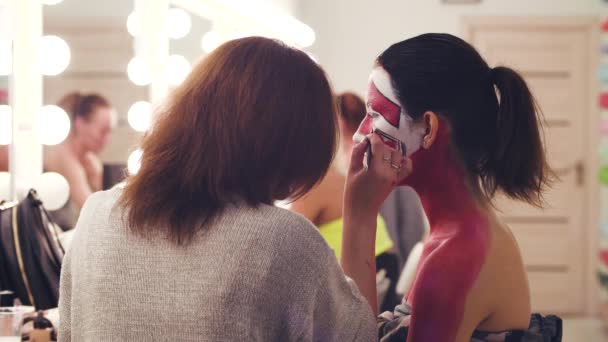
[58, 37, 403, 341]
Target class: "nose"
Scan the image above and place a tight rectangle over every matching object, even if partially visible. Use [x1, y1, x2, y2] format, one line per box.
[357, 114, 373, 135]
[352, 114, 373, 143]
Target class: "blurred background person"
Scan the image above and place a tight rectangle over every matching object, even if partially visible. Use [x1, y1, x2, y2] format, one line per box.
[44, 92, 114, 229]
[291, 91, 415, 311]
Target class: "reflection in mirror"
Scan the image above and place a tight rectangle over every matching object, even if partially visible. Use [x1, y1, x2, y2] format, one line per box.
[41, 0, 141, 230]
[169, 7, 212, 71]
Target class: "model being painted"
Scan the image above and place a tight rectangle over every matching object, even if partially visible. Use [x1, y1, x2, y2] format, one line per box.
[356, 67, 489, 341]
[362, 34, 561, 341]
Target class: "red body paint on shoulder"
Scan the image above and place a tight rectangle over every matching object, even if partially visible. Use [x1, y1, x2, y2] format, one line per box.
[403, 122, 491, 342]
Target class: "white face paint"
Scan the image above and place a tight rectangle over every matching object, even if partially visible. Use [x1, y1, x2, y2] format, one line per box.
[353, 67, 426, 157]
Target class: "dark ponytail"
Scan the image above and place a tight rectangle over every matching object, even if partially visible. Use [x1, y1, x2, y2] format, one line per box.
[377, 33, 551, 206]
[483, 66, 551, 206]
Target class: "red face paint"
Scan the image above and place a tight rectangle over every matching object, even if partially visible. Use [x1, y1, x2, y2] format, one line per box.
[358, 114, 373, 136]
[403, 121, 491, 342]
[368, 82, 401, 128]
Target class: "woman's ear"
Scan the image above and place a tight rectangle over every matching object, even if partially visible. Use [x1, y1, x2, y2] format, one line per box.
[422, 111, 439, 149]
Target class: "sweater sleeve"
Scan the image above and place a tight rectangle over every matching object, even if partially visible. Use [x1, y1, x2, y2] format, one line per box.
[57, 242, 72, 342]
[311, 247, 377, 341]
[276, 212, 376, 341]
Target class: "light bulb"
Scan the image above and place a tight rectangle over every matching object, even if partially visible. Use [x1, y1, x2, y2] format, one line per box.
[299, 25, 316, 48]
[127, 101, 153, 132]
[38, 35, 71, 76]
[41, 0, 64, 5]
[0, 105, 11, 145]
[0, 40, 11, 76]
[127, 12, 138, 37]
[167, 8, 191, 39]
[201, 31, 220, 53]
[38, 105, 70, 145]
[166, 54, 191, 86]
[127, 56, 151, 86]
[34, 172, 70, 210]
[128, 149, 143, 175]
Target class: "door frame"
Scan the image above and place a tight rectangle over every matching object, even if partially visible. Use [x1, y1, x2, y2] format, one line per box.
[462, 16, 600, 316]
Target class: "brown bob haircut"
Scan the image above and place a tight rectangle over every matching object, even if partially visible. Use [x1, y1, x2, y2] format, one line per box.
[119, 37, 336, 244]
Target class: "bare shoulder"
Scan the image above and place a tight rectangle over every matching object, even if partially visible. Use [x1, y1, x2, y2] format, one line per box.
[45, 146, 82, 172]
[290, 168, 343, 223]
[472, 221, 531, 331]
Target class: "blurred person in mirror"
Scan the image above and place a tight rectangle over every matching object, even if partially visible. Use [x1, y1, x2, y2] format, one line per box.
[44, 92, 114, 229]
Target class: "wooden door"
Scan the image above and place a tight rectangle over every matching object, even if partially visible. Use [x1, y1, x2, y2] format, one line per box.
[463, 17, 598, 314]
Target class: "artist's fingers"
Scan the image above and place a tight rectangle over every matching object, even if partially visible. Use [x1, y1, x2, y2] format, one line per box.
[368, 135, 403, 185]
[349, 136, 369, 174]
[366, 134, 386, 157]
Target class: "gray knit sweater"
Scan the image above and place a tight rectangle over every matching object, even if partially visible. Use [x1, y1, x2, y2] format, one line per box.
[58, 188, 376, 341]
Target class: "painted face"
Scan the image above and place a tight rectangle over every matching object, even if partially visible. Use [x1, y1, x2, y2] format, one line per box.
[354, 67, 425, 157]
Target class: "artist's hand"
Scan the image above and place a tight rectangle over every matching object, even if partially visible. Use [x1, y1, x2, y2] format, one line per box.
[341, 134, 412, 315]
[344, 134, 412, 218]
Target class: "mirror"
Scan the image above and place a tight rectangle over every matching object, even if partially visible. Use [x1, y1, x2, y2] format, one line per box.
[39, 0, 139, 229]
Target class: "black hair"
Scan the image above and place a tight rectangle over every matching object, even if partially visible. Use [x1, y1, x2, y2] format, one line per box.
[377, 33, 551, 205]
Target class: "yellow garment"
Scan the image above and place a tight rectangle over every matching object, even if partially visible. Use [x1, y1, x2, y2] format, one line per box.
[319, 216, 393, 259]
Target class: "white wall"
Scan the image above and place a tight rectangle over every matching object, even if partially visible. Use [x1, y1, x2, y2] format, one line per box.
[261, 0, 297, 14]
[299, 0, 601, 95]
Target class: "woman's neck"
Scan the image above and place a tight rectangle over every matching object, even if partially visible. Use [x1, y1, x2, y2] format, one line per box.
[405, 125, 487, 235]
[65, 134, 87, 160]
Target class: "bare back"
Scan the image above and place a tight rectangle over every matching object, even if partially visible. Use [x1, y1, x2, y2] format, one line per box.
[469, 217, 531, 332]
[453, 215, 531, 341]
[406, 210, 530, 342]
